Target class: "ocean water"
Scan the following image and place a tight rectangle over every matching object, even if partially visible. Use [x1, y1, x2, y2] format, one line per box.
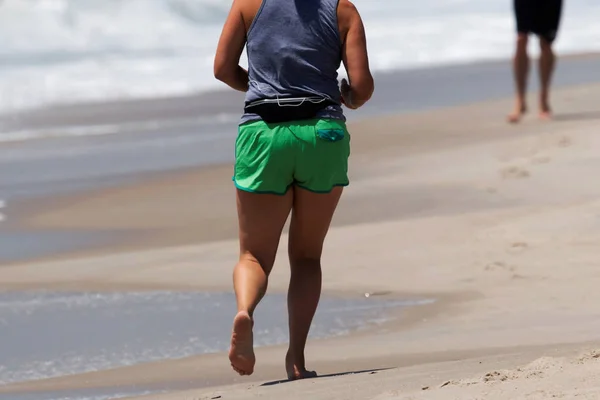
[0, 390, 156, 400]
[0, 0, 599, 115]
[0, 290, 431, 386]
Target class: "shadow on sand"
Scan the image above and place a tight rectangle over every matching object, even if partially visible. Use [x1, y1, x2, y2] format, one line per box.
[553, 110, 600, 122]
[260, 367, 394, 387]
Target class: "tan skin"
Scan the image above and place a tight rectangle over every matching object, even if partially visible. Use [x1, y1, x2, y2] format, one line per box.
[507, 33, 557, 124]
[214, 0, 373, 379]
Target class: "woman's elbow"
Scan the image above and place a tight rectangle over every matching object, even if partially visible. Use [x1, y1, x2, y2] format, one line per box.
[214, 64, 229, 82]
[214, 58, 235, 82]
[353, 75, 375, 107]
[362, 76, 375, 101]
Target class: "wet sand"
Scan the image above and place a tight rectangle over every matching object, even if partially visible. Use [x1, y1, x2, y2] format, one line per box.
[0, 290, 427, 391]
[5, 83, 600, 262]
[3, 53, 600, 265]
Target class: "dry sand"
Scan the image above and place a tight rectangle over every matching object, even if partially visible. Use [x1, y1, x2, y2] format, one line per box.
[2, 83, 600, 399]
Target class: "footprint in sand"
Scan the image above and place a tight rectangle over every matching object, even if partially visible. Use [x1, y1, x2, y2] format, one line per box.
[483, 261, 527, 280]
[500, 166, 530, 180]
[531, 155, 552, 164]
[525, 136, 570, 166]
[477, 186, 499, 197]
[558, 136, 572, 148]
[484, 261, 515, 272]
[575, 350, 600, 364]
[507, 241, 529, 254]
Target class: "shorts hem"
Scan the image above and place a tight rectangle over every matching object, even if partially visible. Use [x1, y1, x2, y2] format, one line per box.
[517, 29, 557, 41]
[295, 182, 349, 194]
[233, 180, 349, 195]
[233, 180, 293, 196]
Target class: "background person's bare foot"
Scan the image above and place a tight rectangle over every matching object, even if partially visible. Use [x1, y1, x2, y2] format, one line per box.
[285, 351, 318, 380]
[539, 104, 553, 120]
[228, 311, 255, 376]
[507, 104, 527, 124]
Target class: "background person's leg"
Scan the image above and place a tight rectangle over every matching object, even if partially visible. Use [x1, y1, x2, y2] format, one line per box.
[286, 186, 343, 380]
[509, 0, 532, 123]
[229, 188, 293, 376]
[538, 38, 556, 119]
[508, 33, 530, 123]
[537, 0, 562, 119]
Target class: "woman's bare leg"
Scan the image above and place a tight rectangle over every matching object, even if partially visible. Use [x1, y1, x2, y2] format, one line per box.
[285, 186, 343, 380]
[229, 188, 293, 376]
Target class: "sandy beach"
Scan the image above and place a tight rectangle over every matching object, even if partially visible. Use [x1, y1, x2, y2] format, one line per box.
[2, 74, 600, 399]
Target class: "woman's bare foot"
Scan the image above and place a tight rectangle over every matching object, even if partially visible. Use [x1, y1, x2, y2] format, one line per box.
[229, 311, 255, 376]
[285, 351, 317, 380]
[507, 104, 527, 124]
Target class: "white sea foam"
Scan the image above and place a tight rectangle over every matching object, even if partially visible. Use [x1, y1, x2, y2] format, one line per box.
[0, 0, 599, 115]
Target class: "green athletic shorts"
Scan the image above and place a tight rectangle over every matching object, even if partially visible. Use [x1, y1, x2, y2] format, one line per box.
[233, 118, 350, 195]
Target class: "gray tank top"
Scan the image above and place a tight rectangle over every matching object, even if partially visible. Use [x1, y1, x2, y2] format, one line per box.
[240, 0, 345, 125]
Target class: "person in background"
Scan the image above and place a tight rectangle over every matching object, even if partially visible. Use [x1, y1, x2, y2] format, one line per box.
[213, 0, 374, 379]
[508, 0, 563, 123]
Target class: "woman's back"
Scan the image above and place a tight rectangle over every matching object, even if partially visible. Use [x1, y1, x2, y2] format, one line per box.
[242, 0, 345, 124]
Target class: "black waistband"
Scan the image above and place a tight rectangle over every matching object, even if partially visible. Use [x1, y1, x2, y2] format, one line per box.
[244, 97, 336, 123]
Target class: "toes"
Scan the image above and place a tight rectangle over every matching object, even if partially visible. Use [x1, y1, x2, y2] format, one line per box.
[231, 364, 246, 375]
[507, 115, 520, 124]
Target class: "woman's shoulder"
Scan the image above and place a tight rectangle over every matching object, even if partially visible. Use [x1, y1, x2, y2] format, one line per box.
[337, 0, 360, 16]
[337, 0, 361, 38]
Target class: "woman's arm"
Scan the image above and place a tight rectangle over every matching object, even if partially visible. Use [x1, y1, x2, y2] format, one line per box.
[214, 0, 249, 92]
[338, 0, 374, 109]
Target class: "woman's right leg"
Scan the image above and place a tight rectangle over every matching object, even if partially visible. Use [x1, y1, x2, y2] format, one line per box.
[286, 186, 343, 379]
[229, 188, 293, 376]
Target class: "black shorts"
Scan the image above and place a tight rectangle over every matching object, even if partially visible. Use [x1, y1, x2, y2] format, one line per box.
[514, 0, 563, 43]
